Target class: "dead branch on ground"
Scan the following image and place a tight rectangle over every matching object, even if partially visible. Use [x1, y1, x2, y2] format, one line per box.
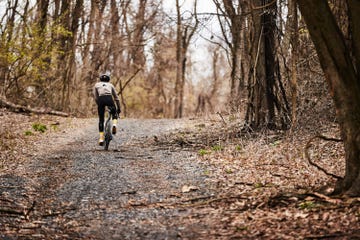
[0, 96, 69, 117]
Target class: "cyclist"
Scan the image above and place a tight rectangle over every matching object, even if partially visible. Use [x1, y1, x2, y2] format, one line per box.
[93, 74, 121, 146]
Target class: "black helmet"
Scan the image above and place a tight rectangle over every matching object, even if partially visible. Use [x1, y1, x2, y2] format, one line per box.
[100, 74, 110, 82]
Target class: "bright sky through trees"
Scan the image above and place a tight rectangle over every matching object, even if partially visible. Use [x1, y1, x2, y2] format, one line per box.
[163, 0, 223, 83]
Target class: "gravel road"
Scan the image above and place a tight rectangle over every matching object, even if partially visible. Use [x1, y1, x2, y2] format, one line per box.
[1, 118, 215, 239]
[3, 115, 360, 239]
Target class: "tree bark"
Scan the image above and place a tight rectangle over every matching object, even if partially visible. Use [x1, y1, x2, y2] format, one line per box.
[289, 0, 298, 131]
[1, 0, 19, 96]
[263, 0, 277, 129]
[174, 0, 198, 118]
[132, 0, 147, 70]
[298, 0, 360, 196]
[36, 0, 49, 34]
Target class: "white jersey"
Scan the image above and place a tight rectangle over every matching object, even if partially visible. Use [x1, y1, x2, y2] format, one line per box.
[93, 82, 119, 103]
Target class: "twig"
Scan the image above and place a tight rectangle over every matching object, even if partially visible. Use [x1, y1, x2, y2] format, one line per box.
[0, 207, 25, 215]
[180, 195, 247, 208]
[271, 173, 295, 179]
[216, 112, 226, 125]
[305, 135, 342, 180]
[24, 201, 36, 218]
[181, 195, 215, 203]
[234, 181, 255, 186]
[251, 0, 277, 10]
[0, 197, 16, 204]
[312, 192, 342, 204]
[41, 206, 77, 217]
[121, 190, 137, 195]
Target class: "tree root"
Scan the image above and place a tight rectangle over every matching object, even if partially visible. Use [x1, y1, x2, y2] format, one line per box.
[305, 134, 343, 180]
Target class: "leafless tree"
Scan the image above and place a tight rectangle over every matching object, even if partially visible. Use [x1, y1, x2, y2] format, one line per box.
[245, 0, 290, 130]
[174, 0, 199, 118]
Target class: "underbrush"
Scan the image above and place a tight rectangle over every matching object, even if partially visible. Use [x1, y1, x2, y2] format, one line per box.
[0, 109, 63, 171]
[157, 115, 359, 238]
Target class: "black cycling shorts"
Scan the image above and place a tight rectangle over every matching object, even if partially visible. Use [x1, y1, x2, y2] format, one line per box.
[97, 95, 117, 132]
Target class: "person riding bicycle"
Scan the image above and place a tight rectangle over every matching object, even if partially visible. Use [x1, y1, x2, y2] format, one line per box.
[93, 74, 121, 146]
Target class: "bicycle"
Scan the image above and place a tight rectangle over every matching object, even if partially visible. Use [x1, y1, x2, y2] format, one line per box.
[104, 108, 114, 150]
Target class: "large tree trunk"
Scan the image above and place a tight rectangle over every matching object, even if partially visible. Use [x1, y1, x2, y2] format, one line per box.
[245, 0, 271, 129]
[289, 0, 298, 131]
[298, 0, 360, 196]
[263, 0, 277, 129]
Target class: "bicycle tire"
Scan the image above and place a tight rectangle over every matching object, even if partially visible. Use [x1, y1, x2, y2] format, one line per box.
[104, 113, 112, 150]
[104, 134, 111, 150]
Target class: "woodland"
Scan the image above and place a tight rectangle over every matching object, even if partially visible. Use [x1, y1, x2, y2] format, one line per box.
[1, 0, 360, 238]
[1, 0, 360, 209]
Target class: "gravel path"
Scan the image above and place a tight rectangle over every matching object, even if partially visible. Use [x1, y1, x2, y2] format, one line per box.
[1, 118, 214, 239]
[2, 114, 360, 239]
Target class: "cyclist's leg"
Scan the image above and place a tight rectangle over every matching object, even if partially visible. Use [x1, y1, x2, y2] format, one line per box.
[109, 105, 118, 134]
[109, 106, 117, 118]
[97, 98, 106, 145]
[108, 105, 118, 134]
[98, 103, 106, 132]
[102, 96, 118, 135]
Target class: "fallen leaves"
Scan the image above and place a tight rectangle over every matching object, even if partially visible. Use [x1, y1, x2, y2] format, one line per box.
[153, 116, 359, 238]
[0, 111, 359, 239]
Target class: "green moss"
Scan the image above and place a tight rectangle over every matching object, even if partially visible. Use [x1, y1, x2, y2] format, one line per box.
[32, 123, 47, 133]
[198, 149, 210, 156]
[24, 130, 33, 136]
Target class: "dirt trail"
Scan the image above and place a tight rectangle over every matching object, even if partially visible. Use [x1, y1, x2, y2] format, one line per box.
[1, 118, 216, 239]
[1, 114, 359, 239]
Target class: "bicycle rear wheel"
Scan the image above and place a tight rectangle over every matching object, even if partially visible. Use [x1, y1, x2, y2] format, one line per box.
[104, 117, 112, 150]
[104, 133, 111, 150]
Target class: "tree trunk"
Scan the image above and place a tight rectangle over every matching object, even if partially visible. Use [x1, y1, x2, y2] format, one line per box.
[245, 0, 266, 128]
[298, 0, 360, 196]
[213, 0, 243, 112]
[245, 0, 289, 130]
[132, 0, 147, 70]
[1, 0, 19, 96]
[263, 0, 277, 129]
[174, 0, 198, 118]
[174, 0, 184, 118]
[58, 1, 71, 110]
[289, 0, 298, 131]
[36, 0, 49, 34]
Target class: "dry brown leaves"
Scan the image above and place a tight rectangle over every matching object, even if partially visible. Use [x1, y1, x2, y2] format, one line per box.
[158, 115, 359, 239]
[1, 110, 359, 239]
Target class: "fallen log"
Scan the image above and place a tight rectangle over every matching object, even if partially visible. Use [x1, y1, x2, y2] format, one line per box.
[0, 96, 69, 117]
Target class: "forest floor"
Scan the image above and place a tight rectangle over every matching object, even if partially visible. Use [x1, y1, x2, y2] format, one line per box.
[0, 108, 359, 239]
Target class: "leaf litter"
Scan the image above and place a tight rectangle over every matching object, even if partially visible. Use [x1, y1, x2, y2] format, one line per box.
[0, 109, 359, 239]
